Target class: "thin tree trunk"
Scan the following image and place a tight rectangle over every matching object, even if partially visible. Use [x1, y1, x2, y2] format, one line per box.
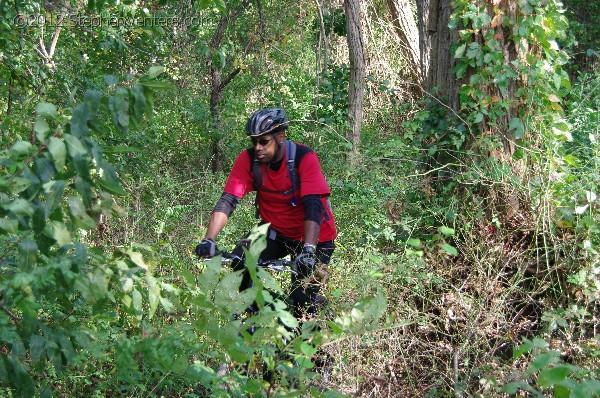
[313, 0, 328, 120]
[344, 0, 366, 164]
[386, 0, 422, 89]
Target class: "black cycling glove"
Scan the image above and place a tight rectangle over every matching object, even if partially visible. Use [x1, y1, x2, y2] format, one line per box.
[294, 245, 317, 274]
[195, 238, 218, 257]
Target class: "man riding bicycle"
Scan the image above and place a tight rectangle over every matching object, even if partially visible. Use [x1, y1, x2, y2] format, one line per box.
[196, 107, 337, 319]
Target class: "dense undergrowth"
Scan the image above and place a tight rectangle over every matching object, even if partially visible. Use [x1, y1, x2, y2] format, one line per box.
[61, 73, 598, 398]
[0, 65, 598, 397]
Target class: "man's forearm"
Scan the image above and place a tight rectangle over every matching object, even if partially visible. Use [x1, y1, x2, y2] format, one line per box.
[205, 211, 229, 241]
[304, 220, 320, 246]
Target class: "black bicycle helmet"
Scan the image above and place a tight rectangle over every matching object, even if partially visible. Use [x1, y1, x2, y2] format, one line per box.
[245, 108, 289, 137]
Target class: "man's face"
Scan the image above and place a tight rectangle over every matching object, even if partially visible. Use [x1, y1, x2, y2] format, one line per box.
[251, 132, 284, 163]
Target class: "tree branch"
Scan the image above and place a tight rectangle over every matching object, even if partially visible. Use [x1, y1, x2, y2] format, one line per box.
[219, 68, 241, 92]
[47, 7, 67, 59]
[0, 301, 23, 322]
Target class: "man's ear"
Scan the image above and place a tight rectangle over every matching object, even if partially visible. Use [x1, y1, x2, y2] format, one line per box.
[277, 131, 286, 143]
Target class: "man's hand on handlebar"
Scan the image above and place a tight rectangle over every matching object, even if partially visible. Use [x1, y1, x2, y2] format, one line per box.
[294, 245, 317, 273]
[195, 238, 219, 258]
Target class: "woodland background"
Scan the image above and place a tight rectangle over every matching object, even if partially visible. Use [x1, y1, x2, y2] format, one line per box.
[1, 0, 599, 397]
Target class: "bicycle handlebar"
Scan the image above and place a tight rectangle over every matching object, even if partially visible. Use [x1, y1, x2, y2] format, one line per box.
[207, 251, 297, 275]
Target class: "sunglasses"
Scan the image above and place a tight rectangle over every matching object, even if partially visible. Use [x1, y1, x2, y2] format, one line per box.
[250, 136, 274, 147]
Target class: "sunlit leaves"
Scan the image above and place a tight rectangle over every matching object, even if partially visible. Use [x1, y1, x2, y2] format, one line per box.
[42, 220, 72, 246]
[63, 134, 87, 157]
[34, 118, 50, 142]
[36, 102, 57, 118]
[47, 137, 66, 170]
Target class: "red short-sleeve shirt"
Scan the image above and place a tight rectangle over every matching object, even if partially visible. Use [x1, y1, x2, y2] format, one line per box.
[223, 143, 337, 242]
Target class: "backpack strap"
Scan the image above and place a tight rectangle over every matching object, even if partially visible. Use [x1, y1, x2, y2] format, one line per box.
[253, 154, 262, 218]
[252, 155, 262, 191]
[283, 140, 300, 200]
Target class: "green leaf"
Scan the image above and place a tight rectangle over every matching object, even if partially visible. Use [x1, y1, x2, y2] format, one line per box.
[326, 321, 344, 334]
[64, 134, 87, 157]
[215, 271, 256, 313]
[579, 380, 600, 396]
[69, 104, 91, 138]
[48, 137, 67, 171]
[466, 43, 480, 58]
[407, 249, 424, 257]
[97, 178, 127, 196]
[11, 177, 32, 194]
[8, 199, 34, 217]
[43, 220, 72, 246]
[502, 382, 521, 394]
[34, 157, 55, 183]
[454, 43, 467, 58]
[146, 275, 160, 319]
[104, 75, 119, 85]
[438, 226, 455, 236]
[278, 311, 299, 329]
[75, 177, 93, 207]
[300, 342, 318, 357]
[538, 365, 573, 387]
[368, 254, 383, 263]
[441, 243, 458, 256]
[160, 297, 175, 313]
[528, 352, 559, 374]
[147, 66, 164, 79]
[68, 196, 97, 230]
[563, 154, 579, 167]
[18, 239, 38, 269]
[11, 141, 33, 156]
[138, 80, 176, 90]
[4, 356, 35, 398]
[513, 339, 534, 359]
[34, 118, 50, 142]
[36, 102, 57, 118]
[0, 218, 18, 234]
[29, 335, 45, 361]
[509, 118, 525, 139]
[132, 288, 143, 319]
[122, 278, 134, 294]
[243, 380, 262, 394]
[294, 354, 314, 369]
[58, 334, 75, 362]
[125, 249, 148, 270]
[43, 180, 67, 213]
[406, 238, 421, 247]
[214, 0, 226, 13]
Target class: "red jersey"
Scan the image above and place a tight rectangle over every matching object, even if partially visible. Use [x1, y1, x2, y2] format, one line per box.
[223, 143, 337, 242]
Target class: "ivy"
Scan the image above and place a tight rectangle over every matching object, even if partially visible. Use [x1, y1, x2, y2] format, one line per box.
[450, 0, 571, 145]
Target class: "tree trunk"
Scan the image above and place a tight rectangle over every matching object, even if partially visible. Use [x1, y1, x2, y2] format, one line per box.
[416, 0, 459, 111]
[386, 0, 421, 88]
[344, 0, 366, 164]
